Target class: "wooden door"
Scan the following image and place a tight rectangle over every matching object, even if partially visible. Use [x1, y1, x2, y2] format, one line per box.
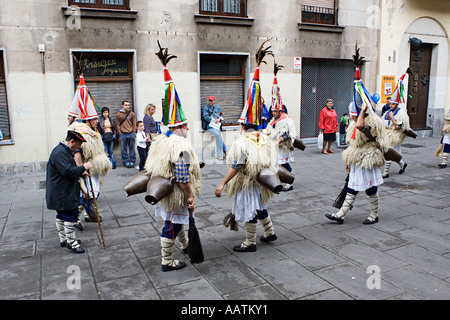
[407, 43, 432, 129]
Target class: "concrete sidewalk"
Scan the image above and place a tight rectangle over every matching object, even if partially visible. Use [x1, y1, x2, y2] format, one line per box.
[0, 135, 449, 300]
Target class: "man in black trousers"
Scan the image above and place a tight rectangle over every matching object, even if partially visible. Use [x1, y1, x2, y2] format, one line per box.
[46, 130, 93, 253]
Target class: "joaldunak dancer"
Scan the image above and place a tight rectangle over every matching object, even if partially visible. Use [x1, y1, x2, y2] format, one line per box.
[326, 45, 390, 225]
[68, 75, 112, 225]
[146, 42, 202, 271]
[215, 40, 278, 252]
[382, 69, 412, 178]
[266, 59, 296, 192]
[435, 105, 450, 168]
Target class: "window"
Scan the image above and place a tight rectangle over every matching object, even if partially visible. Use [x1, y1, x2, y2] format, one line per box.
[0, 50, 11, 142]
[199, 0, 247, 18]
[68, 0, 130, 10]
[301, 0, 337, 25]
[72, 51, 134, 117]
[200, 54, 247, 126]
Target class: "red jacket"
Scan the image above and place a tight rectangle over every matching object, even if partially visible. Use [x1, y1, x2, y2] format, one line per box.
[318, 107, 338, 134]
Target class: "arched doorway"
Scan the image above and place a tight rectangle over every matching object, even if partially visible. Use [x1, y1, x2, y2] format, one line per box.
[400, 18, 448, 131]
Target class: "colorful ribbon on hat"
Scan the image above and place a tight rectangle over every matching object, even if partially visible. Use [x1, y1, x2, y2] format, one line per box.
[353, 80, 375, 116]
[162, 67, 185, 127]
[391, 73, 406, 104]
[239, 67, 262, 125]
[271, 76, 283, 112]
[68, 75, 99, 120]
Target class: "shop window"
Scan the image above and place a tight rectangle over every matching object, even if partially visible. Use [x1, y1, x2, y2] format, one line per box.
[199, 54, 247, 127]
[72, 51, 134, 117]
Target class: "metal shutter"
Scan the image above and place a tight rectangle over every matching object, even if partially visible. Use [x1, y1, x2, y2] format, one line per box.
[200, 80, 244, 125]
[302, 0, 335, 8]
[0, 84, 10, 139]
[300, 59, 354, 139]
[84, 81, 133, 118]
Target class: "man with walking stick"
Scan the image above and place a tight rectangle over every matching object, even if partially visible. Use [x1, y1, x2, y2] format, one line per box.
[46, 131, 93, 253]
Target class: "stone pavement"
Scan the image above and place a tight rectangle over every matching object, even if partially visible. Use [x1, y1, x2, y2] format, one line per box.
[0, 135, 449, 301]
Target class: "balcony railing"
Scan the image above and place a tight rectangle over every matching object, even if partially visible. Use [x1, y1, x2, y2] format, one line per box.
[301, 5, 338, 26]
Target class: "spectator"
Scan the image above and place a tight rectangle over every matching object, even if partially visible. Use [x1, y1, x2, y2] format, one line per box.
[339, 113, 349, 146]
[318, 99, 339, 154]
[115, 100, 137, 168]
[97, 107, 117, 169]
[202, 95, 227, 160]
[143, 103, 158, 142]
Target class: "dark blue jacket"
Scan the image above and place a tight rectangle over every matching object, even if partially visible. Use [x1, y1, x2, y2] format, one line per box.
[46, 142, 86, 211]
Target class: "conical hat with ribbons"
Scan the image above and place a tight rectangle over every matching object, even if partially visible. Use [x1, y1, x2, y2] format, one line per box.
[155, 41, 187, 128]
[271, 61, 284, 111]
[239, 39, 273, 125]
[388, 68, 411, 105]
[67, 75, 98, 120]
[352, 45, 375, 116]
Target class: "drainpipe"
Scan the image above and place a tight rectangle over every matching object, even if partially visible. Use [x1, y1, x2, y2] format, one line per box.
[40, 44, 52, 155]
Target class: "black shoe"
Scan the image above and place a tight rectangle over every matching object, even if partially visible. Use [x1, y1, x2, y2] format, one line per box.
[182, 247, 189, 254]
[112, 165, 116, 169]
[325, 213, 344, 224]
[233, 244, 256, 252]
[260, 234, 277, 243]
[363, 217, 379, 225]
[161, 261, 187, 272]
[399, 163, 407, 174]
[438, 163, 447, 168]
[75, 222, 83, 231]
[66, 242, 85, 254]
[382, 173, 389, 179]
[60, 239, 81, 247]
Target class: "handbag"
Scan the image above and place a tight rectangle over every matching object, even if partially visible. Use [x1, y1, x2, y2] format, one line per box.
[102, 132, 114, 143]
[317, 132, 323, 149]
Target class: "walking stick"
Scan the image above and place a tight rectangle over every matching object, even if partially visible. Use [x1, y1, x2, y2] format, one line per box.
[87, 173, 106, 248]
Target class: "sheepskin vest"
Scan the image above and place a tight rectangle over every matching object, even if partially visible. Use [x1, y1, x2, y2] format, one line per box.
[267, 114, 296, 153]
[443, 106, 450, 133]
[224, 131, 276, 205]
[342, 114, 389, 169]
[384, 108, 411, 146]
[144, 133, 202, 212]
[68, 122, 112, 177]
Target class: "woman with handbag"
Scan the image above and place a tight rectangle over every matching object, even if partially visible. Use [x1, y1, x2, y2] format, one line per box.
[97, 107, 117, 169]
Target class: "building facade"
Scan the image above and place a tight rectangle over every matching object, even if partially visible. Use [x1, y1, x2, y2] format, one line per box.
[1, 0, 446, 174]
[377, 0, 450, 136]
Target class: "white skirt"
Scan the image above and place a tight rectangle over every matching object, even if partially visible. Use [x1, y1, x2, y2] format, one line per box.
[443, 132, 450, 145]
[348, 165, 383, 191]
[80, 174, 100, 198]
[232, 184, 268, 223]
[278, 148, 294, 164]
[155, 204, 191, 225]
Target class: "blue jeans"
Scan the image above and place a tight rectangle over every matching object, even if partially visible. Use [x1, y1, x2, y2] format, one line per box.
[137, 146, 147, 171]
[120, 132, 136, 165]
[340, 133, 346, 145]
[103, 140, 116, 167]
[206, 125, 226, 156]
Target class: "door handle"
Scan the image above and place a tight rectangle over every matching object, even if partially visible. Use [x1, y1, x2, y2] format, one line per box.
[421, 73, 429, 85]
